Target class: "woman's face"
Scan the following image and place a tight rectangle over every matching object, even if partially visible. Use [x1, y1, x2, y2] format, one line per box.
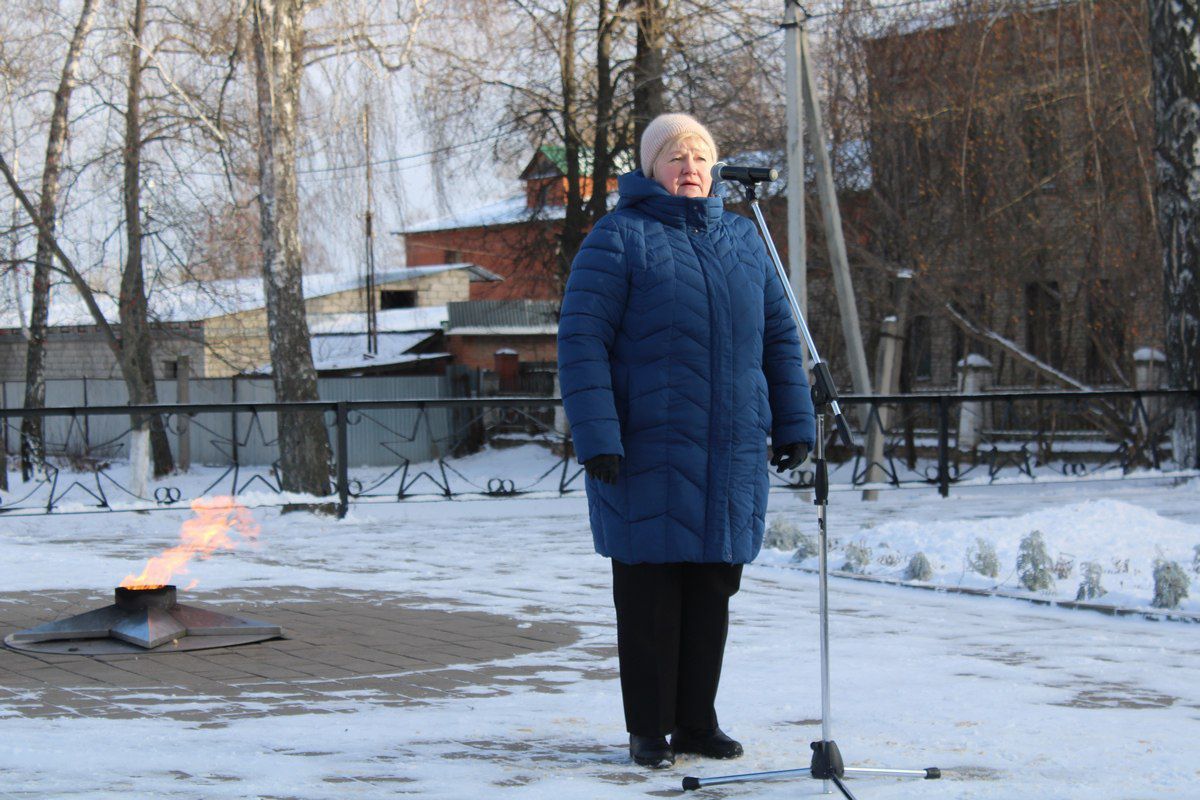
[651, 137, 713, 198]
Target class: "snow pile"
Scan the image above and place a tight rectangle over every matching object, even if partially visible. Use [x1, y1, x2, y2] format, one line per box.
[764, 496, 1200, 612]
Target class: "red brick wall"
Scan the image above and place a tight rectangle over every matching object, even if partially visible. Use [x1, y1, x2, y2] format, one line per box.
[406, 223, 563, 301]
[445, 334, 558, 371]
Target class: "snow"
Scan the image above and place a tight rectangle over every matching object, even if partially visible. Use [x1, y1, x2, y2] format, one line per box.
[956, 353, 993, 368]
[307, 332, 442, 372]
[1133, 347, 1167, 362]
[1, 451, 1198, 798]
[0, 266, 476, 329]
[307, 305, 448, 334]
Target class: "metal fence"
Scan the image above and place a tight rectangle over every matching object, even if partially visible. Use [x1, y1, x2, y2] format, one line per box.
[0, 388, 1195, 517]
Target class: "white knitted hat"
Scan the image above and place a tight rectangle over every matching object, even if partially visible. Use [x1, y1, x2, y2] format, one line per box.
[640, 113, 718, 176]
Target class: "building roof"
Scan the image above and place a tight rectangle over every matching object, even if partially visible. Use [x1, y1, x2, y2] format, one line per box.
[396, 194, 563, 235]
[519, 145, 636, 180]
[0, 263, 495, 330]
[446, 300, 558, 335]
[308, 305, 448, 335]
[308, 331, 445, 373]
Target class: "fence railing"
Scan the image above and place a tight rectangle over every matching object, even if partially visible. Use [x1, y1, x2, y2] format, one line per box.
[0, 388, 1195, 516]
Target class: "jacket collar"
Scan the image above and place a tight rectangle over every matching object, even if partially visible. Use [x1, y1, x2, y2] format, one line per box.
[615, 170, 724, 230]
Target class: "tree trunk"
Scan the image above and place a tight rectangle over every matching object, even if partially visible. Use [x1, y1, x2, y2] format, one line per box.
[633, 0, 665, 149]
[121, 0, 175, 478]
[558, 0, 587, 285]
[1149, 0, 1200, 470]
[21, 0, 99, 480]
[586, 0, 615, 225]
[251, 0, 332, 497]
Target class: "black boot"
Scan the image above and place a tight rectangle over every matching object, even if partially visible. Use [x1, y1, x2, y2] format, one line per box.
[629, 734, 675, 768]
[671, 727, 744, 759]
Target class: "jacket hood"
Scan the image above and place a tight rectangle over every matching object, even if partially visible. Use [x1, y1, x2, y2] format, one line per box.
[616, 169, 724, 228]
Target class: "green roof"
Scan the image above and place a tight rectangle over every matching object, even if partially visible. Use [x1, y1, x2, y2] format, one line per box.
[521, 145, 635, 180]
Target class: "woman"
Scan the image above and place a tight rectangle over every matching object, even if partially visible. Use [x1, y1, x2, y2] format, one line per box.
[557, 113, 815, 768]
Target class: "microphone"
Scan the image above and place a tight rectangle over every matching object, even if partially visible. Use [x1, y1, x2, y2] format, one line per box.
[711, 162, 779, 184]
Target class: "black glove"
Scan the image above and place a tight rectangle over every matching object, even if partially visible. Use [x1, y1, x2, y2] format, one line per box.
[584, 454, 621, 484]
[770, 442, 810, 473]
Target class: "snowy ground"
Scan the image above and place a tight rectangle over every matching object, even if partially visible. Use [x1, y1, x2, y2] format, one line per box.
[0, 468, 1198, 798]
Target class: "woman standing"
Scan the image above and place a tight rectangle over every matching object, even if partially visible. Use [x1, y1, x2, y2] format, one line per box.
[558, 113, 815, 768]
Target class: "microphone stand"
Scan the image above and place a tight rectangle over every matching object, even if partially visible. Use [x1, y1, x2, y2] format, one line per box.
[681, 177, 940, 797]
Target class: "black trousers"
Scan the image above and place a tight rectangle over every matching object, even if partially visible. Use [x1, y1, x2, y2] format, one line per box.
[611, 560, 743, 737]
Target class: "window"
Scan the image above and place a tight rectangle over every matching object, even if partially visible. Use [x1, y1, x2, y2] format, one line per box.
[906, 315, 933, 381]
[1025, 281, 1063, 368]
[162, 360, 179, 379]
[443, 249, 461, 264]
[380, 290, 417, 310]
[1023, 97, 1060, 186]
[1085, 280, 1125, 384]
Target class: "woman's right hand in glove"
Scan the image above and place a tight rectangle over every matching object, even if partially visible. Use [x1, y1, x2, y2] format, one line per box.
[584, 454, 621, 484]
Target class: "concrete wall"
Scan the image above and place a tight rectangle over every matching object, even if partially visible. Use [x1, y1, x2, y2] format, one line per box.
[0, 325, 206, 382]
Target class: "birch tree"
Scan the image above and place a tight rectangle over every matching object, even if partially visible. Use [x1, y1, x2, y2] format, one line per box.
[20, 0, 99, 480]
[1148, 0, 1200, 470]
[121, 0, 175, 478]
[251, 0, 332, 497]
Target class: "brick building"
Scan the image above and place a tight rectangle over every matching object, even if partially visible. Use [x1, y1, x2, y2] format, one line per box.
[399, 146, 621, 302]
[864, 0, 1160, 389]
[395, 147, 622, 387]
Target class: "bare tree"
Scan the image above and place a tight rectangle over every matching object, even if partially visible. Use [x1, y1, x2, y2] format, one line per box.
[121, 0, 175, 477]
[20, 0, 99, 480]
[632, 0, 664, 144]
[250, 0, 332, 498]
[1148, 0, 1200, 469]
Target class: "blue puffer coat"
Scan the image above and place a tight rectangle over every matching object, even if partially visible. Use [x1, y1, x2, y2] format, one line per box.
[558, 170, 815, 565]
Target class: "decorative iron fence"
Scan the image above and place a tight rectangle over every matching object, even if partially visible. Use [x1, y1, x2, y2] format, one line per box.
[0, 389, 1195, 517]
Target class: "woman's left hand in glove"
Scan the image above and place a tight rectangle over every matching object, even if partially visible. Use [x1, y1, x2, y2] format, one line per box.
[769, 442, 810, 472]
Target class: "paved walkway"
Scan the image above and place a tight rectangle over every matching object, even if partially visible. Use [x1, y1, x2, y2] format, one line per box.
[0, 587, 580, 723]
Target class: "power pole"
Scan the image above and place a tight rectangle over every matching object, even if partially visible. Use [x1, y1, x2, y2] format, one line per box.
[798, 13, 872, 398]
[783, 0, 808, 356]
[363, 103, 378, 355]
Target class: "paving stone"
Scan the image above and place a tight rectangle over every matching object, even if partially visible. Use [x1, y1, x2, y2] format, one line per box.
[0, 587, 578, 722]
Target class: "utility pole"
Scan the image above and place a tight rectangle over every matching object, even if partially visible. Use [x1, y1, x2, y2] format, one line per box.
[798, 14, 872, 399]
[783, 0, 808, 339]
[363, 103, 378, 355]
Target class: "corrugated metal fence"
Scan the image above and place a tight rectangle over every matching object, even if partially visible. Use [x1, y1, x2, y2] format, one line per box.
[0, 376, 455, 466]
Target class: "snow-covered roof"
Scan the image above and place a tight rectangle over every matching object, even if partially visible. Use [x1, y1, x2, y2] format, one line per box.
[397, 194, 559, 235]
[0, 264, 492, 330]
[246, 330, 448, 375]
[307, 305, 448, 335]
[310, 332, 443, 372]
[397, 192, 618, 235]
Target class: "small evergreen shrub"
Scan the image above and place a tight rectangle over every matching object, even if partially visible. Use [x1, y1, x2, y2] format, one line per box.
[790, 532, 819, 562]
[1152, 559, 1190, 609]
[905, 552, 933, 581]
[1053, 554, 1075, 580]
[1075, 561, 1106, 601]
[967, 538, 1000, 578]
[876, 543, 901, 567]
[841, 540, 873, 573]
[1110, 557, 1130, 574]
[1017, 531, 1054, 592]
[1192, 545, 1200, 575]
[764, 517, 804, 551]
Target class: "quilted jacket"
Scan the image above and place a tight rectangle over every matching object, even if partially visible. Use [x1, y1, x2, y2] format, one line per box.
[558, 170, 815, 565]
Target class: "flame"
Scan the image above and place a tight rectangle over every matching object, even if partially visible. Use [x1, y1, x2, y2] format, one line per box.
[120, 496, 260, 590]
